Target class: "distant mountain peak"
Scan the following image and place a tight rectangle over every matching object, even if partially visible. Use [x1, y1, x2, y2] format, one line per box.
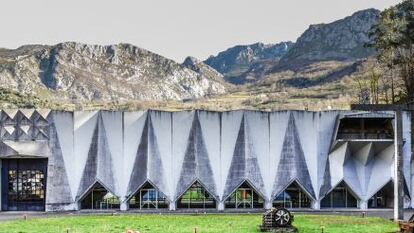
[182, 56, 229, 85]
[204, 41, 294, 79]
[281, 8, 379, 64]
[0, 42, 228, 103]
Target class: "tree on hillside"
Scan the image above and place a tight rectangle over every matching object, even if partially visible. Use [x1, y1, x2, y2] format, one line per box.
[369, 0, 414, 103]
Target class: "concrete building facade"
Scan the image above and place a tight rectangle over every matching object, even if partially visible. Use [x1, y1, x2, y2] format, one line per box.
[0, 109, 411, 212]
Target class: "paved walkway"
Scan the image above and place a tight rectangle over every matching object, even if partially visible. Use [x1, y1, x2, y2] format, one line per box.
[0, 209, 412, 222]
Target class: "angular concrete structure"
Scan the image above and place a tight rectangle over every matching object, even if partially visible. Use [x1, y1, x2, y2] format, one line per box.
[0, 109, 411, 211]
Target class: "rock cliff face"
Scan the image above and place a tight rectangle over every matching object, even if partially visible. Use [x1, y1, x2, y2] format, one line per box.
[205, 9, 379, 84]
[204, 42, 294, 77]
[281, 9, 379, 63]
[0, 42, 227, 102]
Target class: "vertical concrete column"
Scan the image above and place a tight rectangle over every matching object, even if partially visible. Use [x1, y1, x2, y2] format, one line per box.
[120, 198, 128, 211]
[359, 200, 368, 210]
[0, 160, 2, 211]
[394, 110, 404, 221]
[74, 201, 81, 211]
[264, 200, 273, 210]
[217, 202, 224, 211]
[411, 190, 414, 210]
[169, 202, 176, 211]
[312, 200, 320, 210]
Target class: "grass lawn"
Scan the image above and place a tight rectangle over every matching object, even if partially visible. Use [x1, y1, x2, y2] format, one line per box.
[0, 214, 398, 233]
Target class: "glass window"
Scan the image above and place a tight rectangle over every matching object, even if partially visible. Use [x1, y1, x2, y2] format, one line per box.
[177, 181, 216, 209]
[321, 182, 358, 208]
[129, 182, 168, 209]
[337, 118, 394, 140]
[80, 183, 120, 210]
[8, 169, 45, 203]
[225, 181, 264, 209]
[368, 181, 394, 208]
[273, 182, 311, 208]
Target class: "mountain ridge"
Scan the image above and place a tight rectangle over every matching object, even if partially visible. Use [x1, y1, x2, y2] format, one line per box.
[0, 42, 228, 103]
[0, 8, 383, 110]
[205, 8, 379, 84]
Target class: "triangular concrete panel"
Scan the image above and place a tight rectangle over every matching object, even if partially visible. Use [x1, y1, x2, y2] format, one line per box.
[220, 111, 244, 199]
[19, 109, 35, 120]
[47, 117, 73, 204]
[76, 119, 99, 199]
[0, 141, 18, 157]
[100, 111, 123, 198]
[319, 156, 332, 199]
[95, 113, 116, 195]
[272, 113, 315, 200]
[223, 114, 265, 201]
[74, 111, 99, 193]
[123, 111, 147, 194]
[244, 112, 270, 199]
[3, 109, 18, 119]
[127, 116, 150, 196]
[269, 111, 291, 198]
[4, 126, 15, 135]
[51, 111, 76, 199]
[76, 113, 116, 199]
[366, 145, 394, 199]
[349, 142, 373, 166]
[343, 153, 363, 199]
[36, 109, 51, 120]
[20, 125, 30, 135]
[15, 110, 31, 125]
[175, 112, 217, 201]
[198, 111, 221, 199]
[149, 111, 173, 196]
[127, 114, 167, 199]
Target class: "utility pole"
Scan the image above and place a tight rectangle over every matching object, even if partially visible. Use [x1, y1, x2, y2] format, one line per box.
[351, 104, 412, 221]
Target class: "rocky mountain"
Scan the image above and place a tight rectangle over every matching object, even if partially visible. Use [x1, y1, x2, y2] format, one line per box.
[280, 8, 379, 64]
[182, 56, 227, 85]
[0, 42, 228, 103]
[207, 9, 379, 84]
[0, 8, 384, 110]
[204, 42, 294, 80]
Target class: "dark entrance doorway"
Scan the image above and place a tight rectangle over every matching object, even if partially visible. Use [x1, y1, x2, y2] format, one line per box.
[1, 159, 48, 211]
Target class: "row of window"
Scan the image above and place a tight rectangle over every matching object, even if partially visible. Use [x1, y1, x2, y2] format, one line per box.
[336, 118, 394, 140]
[79, 181, 395, 210]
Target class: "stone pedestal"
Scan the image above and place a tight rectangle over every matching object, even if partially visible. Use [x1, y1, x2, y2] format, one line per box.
[270, 227, 298, 233]
[258, 226, 298, 232]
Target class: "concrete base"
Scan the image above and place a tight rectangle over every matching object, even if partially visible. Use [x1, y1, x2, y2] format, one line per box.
[359, 201, 368, 210]
[45, 203, 77, 212]
[169, 202, 176, 211]
[265, 201, 273, 210]
[120, 202, 128, 211]
[217, 202, 224, 211]
[312, 201, 320, 210]
[258, 226, 298, 233]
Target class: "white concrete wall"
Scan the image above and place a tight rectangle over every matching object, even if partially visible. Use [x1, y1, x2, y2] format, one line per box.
[1, 109, 408, 211]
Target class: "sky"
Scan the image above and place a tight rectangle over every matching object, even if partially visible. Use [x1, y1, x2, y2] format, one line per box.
[0, 0, 401, 62]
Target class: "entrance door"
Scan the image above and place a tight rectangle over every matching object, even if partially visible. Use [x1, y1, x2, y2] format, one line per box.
[1, 159, 48, 211]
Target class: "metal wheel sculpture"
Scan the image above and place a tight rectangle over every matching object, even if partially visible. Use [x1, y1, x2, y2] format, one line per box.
[273, 208, 292, 227]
